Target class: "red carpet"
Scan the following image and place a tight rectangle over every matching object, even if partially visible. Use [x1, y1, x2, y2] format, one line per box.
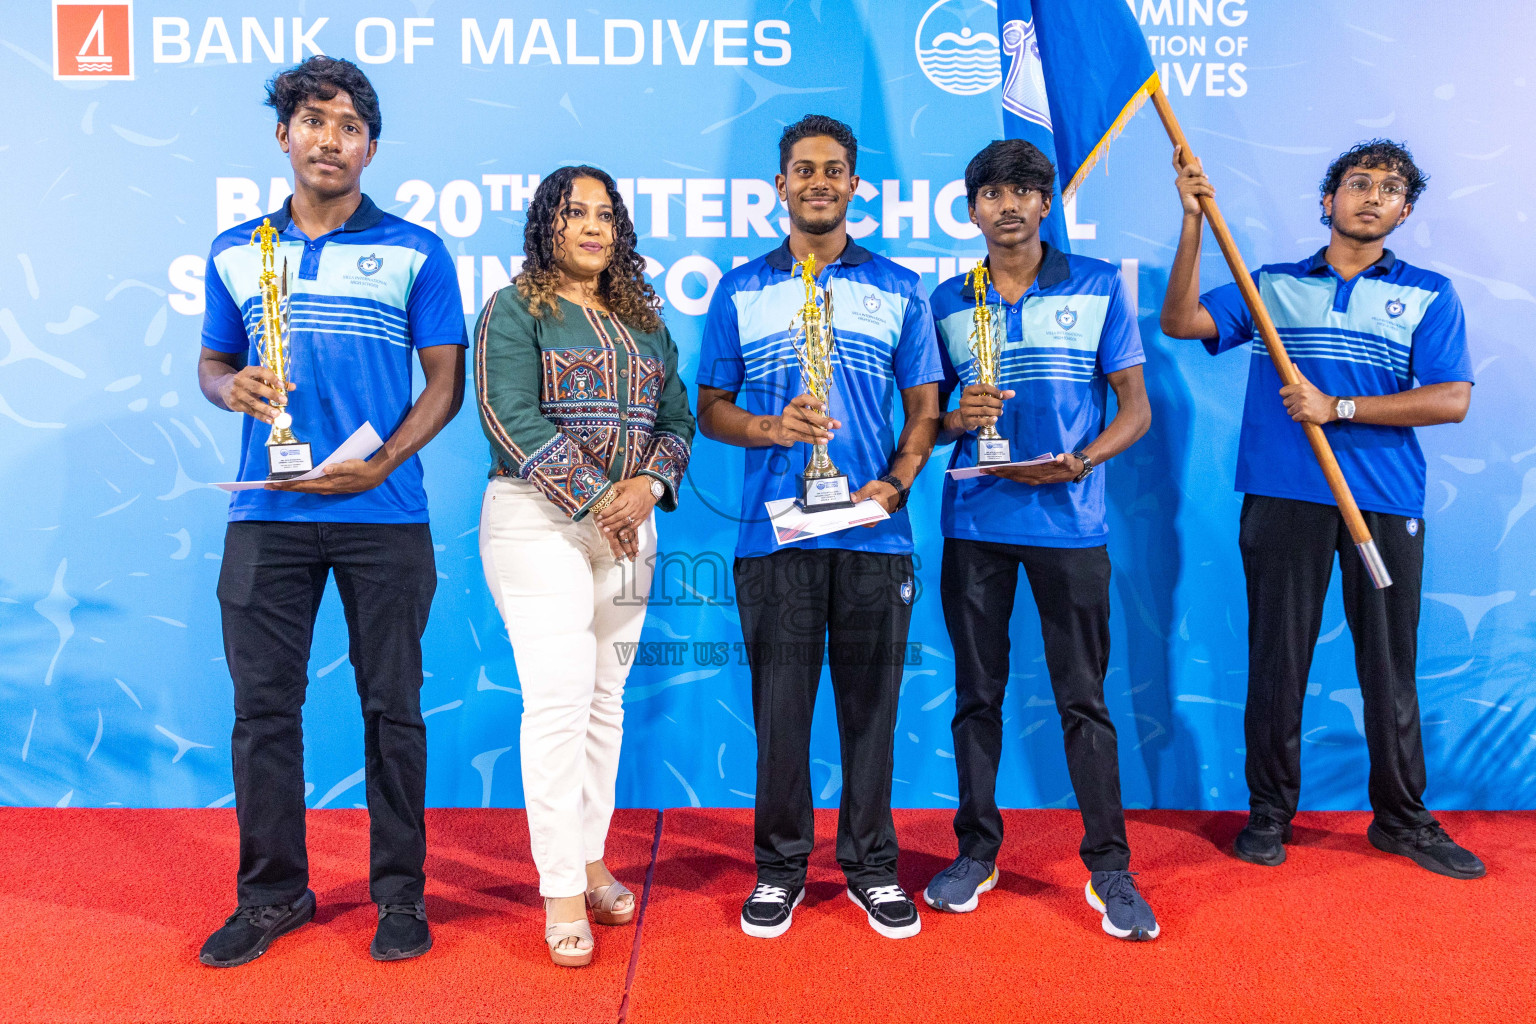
[0, 808, 656, 1024]
[2, 808, 1532, 1023]
[626, 808, 1536, 1024]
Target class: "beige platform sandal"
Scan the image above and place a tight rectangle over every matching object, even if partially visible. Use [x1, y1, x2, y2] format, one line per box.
[585, 880, 636, 926]
[544, 900, 594, 968]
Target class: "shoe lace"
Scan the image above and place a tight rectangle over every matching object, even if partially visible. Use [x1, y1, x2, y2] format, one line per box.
[863, 884, 909, 906]
[233, 903, 292, 929]
[1405, 821, 1453, 848]
[939, 856, 979, 882]
[1097, 871, 1143, 910]
[750, 883, 790, 905]
[1248, 813, 1284, 833]
[378, 900, 427, 921]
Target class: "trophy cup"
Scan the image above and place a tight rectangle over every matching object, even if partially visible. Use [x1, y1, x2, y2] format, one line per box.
[966, 260, 1011, 465]
[250, 218, 313, 480]
[790, 254, 855, 512]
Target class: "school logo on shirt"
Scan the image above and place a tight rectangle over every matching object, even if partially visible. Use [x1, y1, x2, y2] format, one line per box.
[1385, 298, 1406, 318]
[863, 293, 882, 314]
[900, 578, 915, 605]
[357, 253, 383, 276]
[1406, 518, 1420, 536]
[1055, 306, 1077, 330]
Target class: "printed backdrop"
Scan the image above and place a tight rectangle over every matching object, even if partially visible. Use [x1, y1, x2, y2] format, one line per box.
[3, 1, 1533, 813]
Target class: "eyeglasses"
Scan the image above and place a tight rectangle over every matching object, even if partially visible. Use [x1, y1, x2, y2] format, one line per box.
[1341, 176, 1408, 200]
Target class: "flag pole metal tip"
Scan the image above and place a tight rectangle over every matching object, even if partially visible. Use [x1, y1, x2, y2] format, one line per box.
[1356, 540, 1393, 590]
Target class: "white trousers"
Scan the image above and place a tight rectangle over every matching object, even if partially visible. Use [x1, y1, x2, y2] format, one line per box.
[478, 477, 655, 897]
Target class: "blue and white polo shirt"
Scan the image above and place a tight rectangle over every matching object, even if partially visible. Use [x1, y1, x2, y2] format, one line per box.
[1201, 248, 1472, 518]
[202, 194, 467, 524]
[698, 238, 944, 559]
[934, 245, 1144, 548]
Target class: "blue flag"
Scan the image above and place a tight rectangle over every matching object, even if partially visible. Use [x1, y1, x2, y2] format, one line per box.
[1017, 0, 1158, 201]
[993, 1, 1072, 250]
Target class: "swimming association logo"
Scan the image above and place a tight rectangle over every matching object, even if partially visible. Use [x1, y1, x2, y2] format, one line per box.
[357, 253, 383, 276]
[1055, 306, 1077, 330]
[863, 293, 882, 314]
[1385, 298, 1406, 318]
[1000, 19, 1053, 131]
[915, 0, 1002, 97]
[53, 2, 135, 81]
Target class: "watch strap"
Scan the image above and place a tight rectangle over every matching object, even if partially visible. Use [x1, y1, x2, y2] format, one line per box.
[878, 473, 910, 511]
[1071, 450, 1095, 482]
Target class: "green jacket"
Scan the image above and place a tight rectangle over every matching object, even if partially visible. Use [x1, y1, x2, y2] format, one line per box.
[474, 287, 695, 519]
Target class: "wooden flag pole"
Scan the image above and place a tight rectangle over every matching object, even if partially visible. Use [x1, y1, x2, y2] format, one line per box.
[1148, 82, 1392, 588]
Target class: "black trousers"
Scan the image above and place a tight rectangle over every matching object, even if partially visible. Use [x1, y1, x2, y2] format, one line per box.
[218, 521, 437, 907]
[941, 538, 1130, 872]
[1239, 494, 1433, 834]
[734, 548, 914, 889]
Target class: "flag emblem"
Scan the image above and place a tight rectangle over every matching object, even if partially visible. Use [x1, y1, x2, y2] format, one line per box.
[53, 3, 135, 81]
[1000, 20, 1053, 131]
[357, 253, 383, 276]
[1055, 306, 1077, 329]
[915, 0, 1002, 97]
[1385, 298, 1405, 318]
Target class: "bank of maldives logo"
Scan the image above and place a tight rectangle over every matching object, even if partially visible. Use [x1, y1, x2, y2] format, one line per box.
[53, 2, 135, 81]
[1385, 298, 1406, 318]
[916, 0, 1001, 96]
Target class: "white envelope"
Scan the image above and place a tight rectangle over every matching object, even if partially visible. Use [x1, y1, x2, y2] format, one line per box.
[765, 497, 890, 547]
[213, 422, 385, 492]
[945, 452, 1059, 480]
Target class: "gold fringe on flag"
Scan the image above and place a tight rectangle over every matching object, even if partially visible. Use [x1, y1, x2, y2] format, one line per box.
[1061, 72, 1160, 202]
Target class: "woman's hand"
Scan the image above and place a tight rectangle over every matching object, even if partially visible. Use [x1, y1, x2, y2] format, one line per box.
[594, 477, 656, 560]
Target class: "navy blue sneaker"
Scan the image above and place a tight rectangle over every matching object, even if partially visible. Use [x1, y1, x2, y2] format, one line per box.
[922, 855, 998, 913]
[1086, 871, 1159, 941]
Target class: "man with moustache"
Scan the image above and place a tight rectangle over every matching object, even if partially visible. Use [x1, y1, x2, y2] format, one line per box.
[696, 115, 943, 939]
[921, 139, 1159, 940]
[195, 57, 466, 966]
[1161, 140, 1482, 878]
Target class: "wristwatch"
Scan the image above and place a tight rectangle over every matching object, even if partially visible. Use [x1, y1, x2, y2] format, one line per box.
[1072, 450, 1095, 482]
[647, 477, 666, 500]
[1334, 397, 1357, 421]
[878, 473, 910, 511]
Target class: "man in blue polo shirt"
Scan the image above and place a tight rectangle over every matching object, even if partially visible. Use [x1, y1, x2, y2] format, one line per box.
[697, 115, 943, 940]
[919, 140, 1159, 941]
[1162, 140, 1481, 879]
[194, 57, 467, 967]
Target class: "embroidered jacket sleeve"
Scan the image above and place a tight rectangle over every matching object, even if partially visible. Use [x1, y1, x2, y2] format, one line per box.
[474, 289, 613, 519]
[637, 325, 696, 513]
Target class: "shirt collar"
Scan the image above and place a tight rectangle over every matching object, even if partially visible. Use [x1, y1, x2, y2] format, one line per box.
[764, 235, 873, 272]
[983, 241, 1071, 298]
[268, 193, 383, 236]
[1304, 245, 1396, 277]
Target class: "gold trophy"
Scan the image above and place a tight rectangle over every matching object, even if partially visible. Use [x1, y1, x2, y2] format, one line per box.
[966, 260, 1011, 465]
[790, 254, 854, 511]
[251, 218, 312, 479]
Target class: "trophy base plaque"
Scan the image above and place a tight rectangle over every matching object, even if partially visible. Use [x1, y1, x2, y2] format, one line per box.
[977, 437, 1012, 465]
[795, 473, 855, 512]
[267, 442, 314, 481]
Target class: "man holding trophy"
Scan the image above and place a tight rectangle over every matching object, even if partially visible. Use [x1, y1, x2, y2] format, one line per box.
[697, 115, 943, 939]
[923, 140, 1159, 941]
[194, 58, 466, 966]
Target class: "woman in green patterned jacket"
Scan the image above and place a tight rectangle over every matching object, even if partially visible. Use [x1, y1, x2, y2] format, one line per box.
[473, 166, 694, 968]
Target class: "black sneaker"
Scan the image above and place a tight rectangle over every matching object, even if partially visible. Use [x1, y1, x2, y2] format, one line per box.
[1367, 821, 1486, 880]
[740, 882, 805, 939]
[846, 883, 921, 939]
[371, 899, 433, 961]
[1233, 812, 1292, 866]
[198, 889, 316, 968]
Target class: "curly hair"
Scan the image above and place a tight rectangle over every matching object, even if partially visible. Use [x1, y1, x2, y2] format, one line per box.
[266, 56, 381, 140]
[516, 166, 662, 334]
[779, 114, 858, 175]
[1319, 139, 1428, 226]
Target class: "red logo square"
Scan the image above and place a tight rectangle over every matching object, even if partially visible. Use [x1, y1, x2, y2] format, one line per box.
[53, 2, 134, 81]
